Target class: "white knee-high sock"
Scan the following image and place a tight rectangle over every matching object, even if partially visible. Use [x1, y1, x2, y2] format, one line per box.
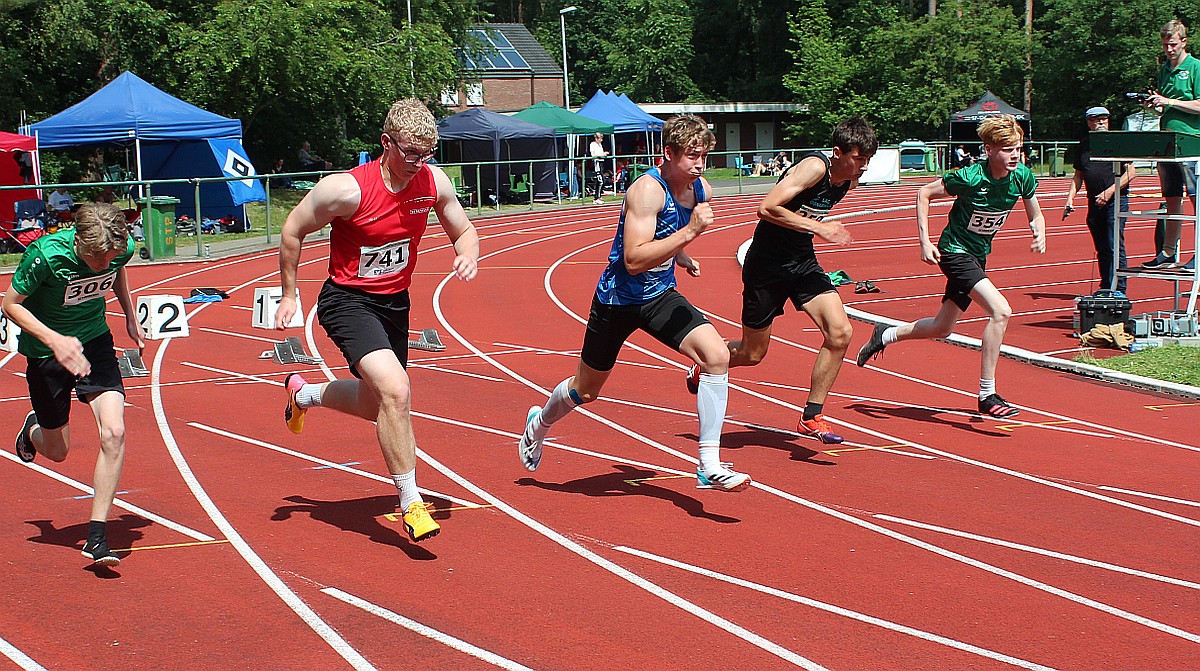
[534, 378, 581, 439]
[697, 372, 728, 452]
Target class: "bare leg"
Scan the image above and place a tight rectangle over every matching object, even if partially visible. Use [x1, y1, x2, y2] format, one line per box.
[352, 350, 415, 474]
[678, 323, 730, 375]
[967, 279, 1011, 381]
[728, 323, 772, 369]
[799, 292, 853, 405]
[86, 391, 127, 522]
[894, 300, 965, 342]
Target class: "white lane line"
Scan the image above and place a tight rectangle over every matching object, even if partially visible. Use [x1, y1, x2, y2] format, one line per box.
[321, 588, 538, 671]
[610, 544, 1061, 671]
[873, 514, 1200, 590]
[1, 450, 214, 542]
[1097, 486, 1200, 508]
[187, 422, 482, 510]
[150, 273, 376, 670]
[445, 229, 1200, 645]
[0, 635, 47, 671]
[198, 327, 284, 343]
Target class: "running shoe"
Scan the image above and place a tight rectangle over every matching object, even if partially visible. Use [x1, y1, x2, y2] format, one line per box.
[402, 501, 440, 542]
[1141, 252, 1178, 269]
[283, 373, 307, 435]
[518, 405, 544, 471]
[695, 465, 752, 492]
[685, 364, 700, 394]
[796, 414, 844, 444]
[856, 323, 889, 367]
[15, 411, 36, 463]
[978, 393, 1020, 419]
[81, 536, 121, 566]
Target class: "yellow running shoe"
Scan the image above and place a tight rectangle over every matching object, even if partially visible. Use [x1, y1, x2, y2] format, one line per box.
[284, 373, 307, 434]
[403, 501, 441, 542]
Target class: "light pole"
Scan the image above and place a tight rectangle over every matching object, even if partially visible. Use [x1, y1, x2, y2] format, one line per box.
[407, 0, 415, 94]
[559, 6, 577, 110]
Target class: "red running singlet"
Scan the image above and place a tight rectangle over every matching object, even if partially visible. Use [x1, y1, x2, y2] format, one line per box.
[327, 160, 436, 294]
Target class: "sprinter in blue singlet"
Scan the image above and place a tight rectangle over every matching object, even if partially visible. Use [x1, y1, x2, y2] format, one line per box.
[516, 114, 751, 492]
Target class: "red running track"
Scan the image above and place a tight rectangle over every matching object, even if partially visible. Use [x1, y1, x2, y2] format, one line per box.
[0, 178, 1197, 670]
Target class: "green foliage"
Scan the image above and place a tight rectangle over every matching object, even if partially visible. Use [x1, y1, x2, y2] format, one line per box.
[786, 0, 1026, 144]
[601, 0, 702, 102]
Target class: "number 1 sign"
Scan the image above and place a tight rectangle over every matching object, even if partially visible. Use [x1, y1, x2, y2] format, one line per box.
[253, 287, 303, 329]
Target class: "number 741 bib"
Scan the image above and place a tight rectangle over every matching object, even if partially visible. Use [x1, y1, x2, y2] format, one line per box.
[358, 239, 411, 278]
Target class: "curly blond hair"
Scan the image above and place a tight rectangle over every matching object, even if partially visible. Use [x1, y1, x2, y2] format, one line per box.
[73, 203, 128, 257]
[663, 114, 716, 153]
[977, 115, 1024, 147]
[383, 99, 438, 147]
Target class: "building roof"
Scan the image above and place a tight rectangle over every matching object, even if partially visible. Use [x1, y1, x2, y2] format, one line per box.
[463, 24, 561, 77]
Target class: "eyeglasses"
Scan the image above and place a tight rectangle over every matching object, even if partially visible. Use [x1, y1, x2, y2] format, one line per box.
[386, 135, 435, 164]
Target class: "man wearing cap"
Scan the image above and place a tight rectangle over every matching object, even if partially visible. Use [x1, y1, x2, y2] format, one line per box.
[1065, 106, 1136, 295]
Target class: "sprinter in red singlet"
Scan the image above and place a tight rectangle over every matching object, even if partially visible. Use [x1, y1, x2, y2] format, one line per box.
[275, 99, 479, 543]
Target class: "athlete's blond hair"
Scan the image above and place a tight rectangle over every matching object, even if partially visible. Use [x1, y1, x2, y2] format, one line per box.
[1163, 19, 1187, 41]
[977, 114, 1024, 147]
[663, 114, 716, 153]
[383, 99, 438, 147]
[73, 203, 129, 257]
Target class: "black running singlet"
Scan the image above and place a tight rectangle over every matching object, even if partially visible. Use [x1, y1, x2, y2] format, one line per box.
[747, 152, 851, 266]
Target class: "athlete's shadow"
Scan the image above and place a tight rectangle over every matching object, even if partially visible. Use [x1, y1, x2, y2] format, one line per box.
[1026, 292, 1079, 302]
[1023, 315, 1075, 331]
[678, 429, 836, 465]
[25, 514, 151, 578]
[517, 464, 740, 523]
[272, 494, 441, 560]
[844, 402, 1008, 437]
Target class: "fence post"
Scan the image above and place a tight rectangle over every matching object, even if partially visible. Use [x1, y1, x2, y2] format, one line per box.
[264, 178, 272, 246]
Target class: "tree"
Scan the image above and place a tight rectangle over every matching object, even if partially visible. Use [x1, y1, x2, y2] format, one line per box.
[600, 0, 702, 102]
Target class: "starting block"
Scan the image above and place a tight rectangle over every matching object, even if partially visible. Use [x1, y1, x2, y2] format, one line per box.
[117, 349, 149, 378]
[409, 328, 446, 352]
[259, 337, 323, 365]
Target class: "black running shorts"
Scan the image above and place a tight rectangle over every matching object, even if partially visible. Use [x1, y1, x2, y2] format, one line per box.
[316, 280, 410, 377]
[938, 252, 988, 311]
[580, 289, 709, 372]
[740, 257, 836, 330]
[25, 331, 124, 431]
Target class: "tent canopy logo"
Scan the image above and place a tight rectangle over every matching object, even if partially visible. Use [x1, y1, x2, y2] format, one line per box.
[222, 150, 256, 187]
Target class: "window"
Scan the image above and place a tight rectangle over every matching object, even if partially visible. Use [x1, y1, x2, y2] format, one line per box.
[440, 87, 460, 107]
[465, 83, 484, 106]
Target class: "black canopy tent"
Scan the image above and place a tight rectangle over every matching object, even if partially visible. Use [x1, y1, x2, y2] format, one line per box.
[436, 109, 558, 202]
[948, 91, 1031, 143]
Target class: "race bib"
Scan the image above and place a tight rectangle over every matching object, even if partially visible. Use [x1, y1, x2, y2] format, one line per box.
[651, 257, 674, 273]
[358, 239, 411, 278]
[63, 272, 116, 306]
[966, 210, 1008, 235]
[799, 205, 831, 222]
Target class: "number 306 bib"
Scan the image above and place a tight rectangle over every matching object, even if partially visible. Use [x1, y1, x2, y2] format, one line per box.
[63, 271, 117, 306]
[358, 239, 411, 278]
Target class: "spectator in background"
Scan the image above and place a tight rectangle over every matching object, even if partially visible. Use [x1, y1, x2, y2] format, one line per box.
[954, 145, 973, 169]
[48, 188, 75, 214]
[297, 141, 333, 172]
[270, 158, 293, 189]
[1142, 18, 1200, 270]
[589, 132, 610, 204]
[1065, 106, 1135, 295]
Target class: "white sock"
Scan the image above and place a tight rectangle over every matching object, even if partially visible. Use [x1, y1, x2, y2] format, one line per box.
[392, 470, 422, 511]
[697, 372, 728, 448]
[297, 383, 324, 408]
[699, 446, 722, 474]
[979, 378, 996, 400]
[535, 378, 581, 435]
[882, 327, 899, 345]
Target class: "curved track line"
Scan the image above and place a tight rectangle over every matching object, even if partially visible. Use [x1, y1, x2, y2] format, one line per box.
[448, 219, 1200, 645]
[0, 634, 47, 671]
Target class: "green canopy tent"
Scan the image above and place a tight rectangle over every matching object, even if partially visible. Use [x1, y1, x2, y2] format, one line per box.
[513, 101, 614, 199]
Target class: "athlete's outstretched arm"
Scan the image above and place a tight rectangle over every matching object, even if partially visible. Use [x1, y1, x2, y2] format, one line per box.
[916, 178, 949, 265]
[113, 266, 145, 350]
[430, 166, 479, 281]
[757, 155, 850, 245]
[275, 173, 360, 329]
[1024, 195, 1046, 254]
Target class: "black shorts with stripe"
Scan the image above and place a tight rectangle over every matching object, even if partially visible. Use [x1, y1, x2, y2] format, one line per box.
[25, 331, 124, 431]
[316, 280, 411, 377]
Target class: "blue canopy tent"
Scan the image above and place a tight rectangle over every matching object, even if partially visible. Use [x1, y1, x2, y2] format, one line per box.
[24, 71, 263, 220]
[437, 109, 558, 203]
[576, 90, 663, 165]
